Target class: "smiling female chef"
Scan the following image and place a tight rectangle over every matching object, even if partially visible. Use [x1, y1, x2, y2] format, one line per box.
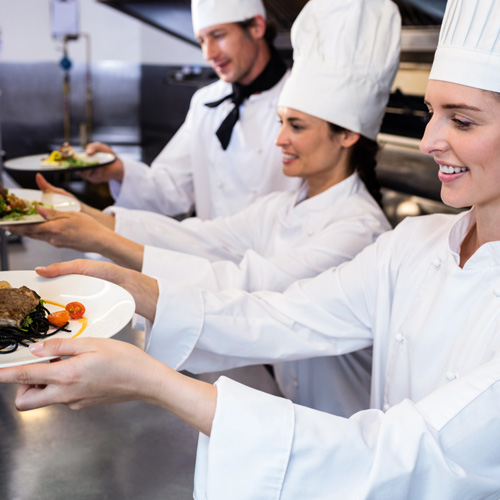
[4, 0, 500, 497]
[78, 0, 400, 416]
[9, 0, 400, 419]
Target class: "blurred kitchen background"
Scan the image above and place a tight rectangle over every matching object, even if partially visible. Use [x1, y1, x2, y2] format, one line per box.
[0, 2, 467, 499]
[0, 0, 462, 219]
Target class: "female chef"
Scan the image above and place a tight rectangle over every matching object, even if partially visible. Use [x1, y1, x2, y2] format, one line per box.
[5, 0, 500, 497]
[5, 0, 400, 418]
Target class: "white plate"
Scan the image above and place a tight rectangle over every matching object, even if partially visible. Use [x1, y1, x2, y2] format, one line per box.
[0, 188, 81, 226]
[4, 152, 115, 172]
[0, 270, 136, 368]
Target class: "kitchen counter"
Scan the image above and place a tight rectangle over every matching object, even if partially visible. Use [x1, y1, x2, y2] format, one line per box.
[0, 237, 281, 500]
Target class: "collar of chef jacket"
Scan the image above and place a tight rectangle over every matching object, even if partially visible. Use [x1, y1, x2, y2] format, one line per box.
[290, 172, 362, 216]
[444, 208, 500, 269]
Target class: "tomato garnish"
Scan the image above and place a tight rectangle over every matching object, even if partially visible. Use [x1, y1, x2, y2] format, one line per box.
[65, 301, 86, 320]
[48, 310, 70, 327]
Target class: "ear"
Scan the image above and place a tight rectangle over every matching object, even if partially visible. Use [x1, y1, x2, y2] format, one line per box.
[249, 14, 267, 40]
[340, 130, 360, 149]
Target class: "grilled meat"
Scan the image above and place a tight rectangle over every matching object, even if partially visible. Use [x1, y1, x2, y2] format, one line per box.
[0, 286, 41, 328]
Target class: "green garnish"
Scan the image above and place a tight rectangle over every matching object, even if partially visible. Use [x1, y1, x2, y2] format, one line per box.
[22, 315, 33, 329]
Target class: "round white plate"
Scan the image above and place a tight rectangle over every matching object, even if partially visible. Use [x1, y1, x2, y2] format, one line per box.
[0, 270, 136, 368]
[4, 152, 115, 172]
[0, 188, 81, 226]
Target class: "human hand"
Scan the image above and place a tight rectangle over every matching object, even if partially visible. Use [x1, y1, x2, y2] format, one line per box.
[35, 173, 113, 227]
[36, 259, 159, 320]
[36, 258, 139, 292]
[35, 173, 75, 199]
[78, 142, 124, 183]
[4, 205, 112, 253]
[0, 337, 217, 435]
[0, 337, 166, 411]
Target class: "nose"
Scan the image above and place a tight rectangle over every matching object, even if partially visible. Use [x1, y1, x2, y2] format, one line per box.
[203, 39, 218, 61]
[420, 114, 447, 155]
[275, 124, 290, 148]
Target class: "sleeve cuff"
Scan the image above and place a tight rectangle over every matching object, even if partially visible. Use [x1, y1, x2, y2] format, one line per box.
[193, 376, 294, 500]
[146, 278, 205, 369]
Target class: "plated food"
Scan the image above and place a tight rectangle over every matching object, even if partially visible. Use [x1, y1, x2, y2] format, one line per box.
[4, 149, 115, 173]
[0, 271, 135, 368]
[0, 189, 80, 226]
[0, 281, 85, 354]
[41, 142, 101, 168]
[0, 188, 46, 222]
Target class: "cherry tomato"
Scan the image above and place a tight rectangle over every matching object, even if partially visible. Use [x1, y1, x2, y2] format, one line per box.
[65, 302, 86, 320]
[48, 310, 70, 327]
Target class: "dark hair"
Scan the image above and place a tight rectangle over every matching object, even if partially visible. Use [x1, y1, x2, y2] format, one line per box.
[237, 16, 277, 49]
[328, 123, 383, 208]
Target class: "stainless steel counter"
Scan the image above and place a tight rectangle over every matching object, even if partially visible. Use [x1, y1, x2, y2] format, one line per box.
[1, 237, 282, 500]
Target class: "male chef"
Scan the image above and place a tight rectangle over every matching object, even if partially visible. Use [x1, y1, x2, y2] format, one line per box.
[79, 0, 300, 219]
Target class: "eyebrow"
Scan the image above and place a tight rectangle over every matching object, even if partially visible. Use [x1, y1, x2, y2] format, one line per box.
[424, 100, 482, 112]
[197, 28, 226, 43]
[443, 104, 482, 111]
[277, 115, 302, 123]
[205, 28, 226, 38]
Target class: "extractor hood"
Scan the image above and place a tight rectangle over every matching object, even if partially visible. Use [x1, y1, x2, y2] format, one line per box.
[97, 0, 445, 58]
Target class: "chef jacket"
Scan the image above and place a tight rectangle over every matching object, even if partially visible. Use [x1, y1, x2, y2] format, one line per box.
[109, 173, 390, 416]
[149, 208, 500, 498]
[108, 72, 300, 219]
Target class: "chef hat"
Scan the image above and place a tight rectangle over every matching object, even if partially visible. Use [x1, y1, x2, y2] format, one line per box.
[429, 0, 500, 93]
[278, 0, 401, 141]
[192, 0, 266, 33]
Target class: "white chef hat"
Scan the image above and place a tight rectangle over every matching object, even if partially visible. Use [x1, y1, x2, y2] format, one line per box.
[192, 0, 266, 33]
[429, 0, 500, 93]
[278, 0, 401, 141]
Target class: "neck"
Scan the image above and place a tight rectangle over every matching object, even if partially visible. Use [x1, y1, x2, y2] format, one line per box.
[304, 154, 352, 200]
[305, 170, 351, 200]
[236, 42, 272, 86]
[460, 206, 500, 267]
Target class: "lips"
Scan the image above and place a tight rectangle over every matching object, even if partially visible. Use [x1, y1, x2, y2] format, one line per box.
[214, 59, 231, 72]
[281, 153, 298, 165]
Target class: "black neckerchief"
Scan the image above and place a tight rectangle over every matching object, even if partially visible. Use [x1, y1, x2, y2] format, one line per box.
[205, 48, 287, 150]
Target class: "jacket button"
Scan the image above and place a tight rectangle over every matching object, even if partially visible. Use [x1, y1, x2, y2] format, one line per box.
[494, 288, 500, 297]
[446, 371, 457, 381]
[395, 333, 405, 343]
[432, 258, 442, 268]
[383, 403, 391, 411]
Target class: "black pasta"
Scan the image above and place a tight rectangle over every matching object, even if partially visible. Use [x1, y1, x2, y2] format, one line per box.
[0, 303, 71, 354]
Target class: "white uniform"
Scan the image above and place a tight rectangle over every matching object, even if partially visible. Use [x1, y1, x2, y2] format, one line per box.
[108, 72, 300, 219]
[149, 208, 500, 498]
[110, 173, 390, 415]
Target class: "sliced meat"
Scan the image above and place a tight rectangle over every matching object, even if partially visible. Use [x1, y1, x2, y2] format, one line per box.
[0, 286, 41, 328]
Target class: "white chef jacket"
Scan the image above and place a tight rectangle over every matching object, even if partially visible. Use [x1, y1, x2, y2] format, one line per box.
[150, 208, 500, 498]
[108, 72, 300, 219]
[110, 173, 390, 416]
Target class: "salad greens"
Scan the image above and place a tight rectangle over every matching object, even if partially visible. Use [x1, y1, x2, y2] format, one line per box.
[0, 188, 47, 221]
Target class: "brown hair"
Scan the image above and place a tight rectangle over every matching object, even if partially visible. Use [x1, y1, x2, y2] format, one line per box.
[237, 16, 278, 49]
[328, 123, 383, 208]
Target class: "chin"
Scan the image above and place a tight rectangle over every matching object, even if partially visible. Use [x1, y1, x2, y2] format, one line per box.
[440, 189, 470, 210]
[216, 67, 237, 83]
